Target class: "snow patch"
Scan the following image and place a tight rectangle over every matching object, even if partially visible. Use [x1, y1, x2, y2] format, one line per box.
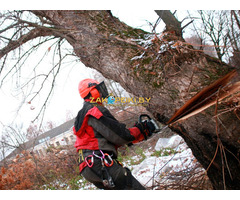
[130, 135, 200, 188]
[131, 52, 145, 60]
[155, 135, 183, 150]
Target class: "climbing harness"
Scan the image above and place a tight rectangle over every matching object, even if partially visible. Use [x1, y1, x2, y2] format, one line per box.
[80, 149, 115, 188]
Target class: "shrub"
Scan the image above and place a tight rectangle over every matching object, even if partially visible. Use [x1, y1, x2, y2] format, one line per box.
[0, 146, 79, 190]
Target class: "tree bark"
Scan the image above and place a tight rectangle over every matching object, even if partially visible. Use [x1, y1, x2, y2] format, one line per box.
[3, 10, 240, 189]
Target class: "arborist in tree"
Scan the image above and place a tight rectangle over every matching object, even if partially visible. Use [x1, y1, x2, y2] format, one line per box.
[73, 79, 156, 190]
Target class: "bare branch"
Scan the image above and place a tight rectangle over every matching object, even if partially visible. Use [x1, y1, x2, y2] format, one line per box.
[182, 19, 194, 31]
[31, 40, 66, 124]
[0, 28, 53, 59]
[0, 36, 56, 86]
[0, 22, 21, 34]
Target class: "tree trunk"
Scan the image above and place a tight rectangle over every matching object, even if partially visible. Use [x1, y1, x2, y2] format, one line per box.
[29, 10, 240, 189]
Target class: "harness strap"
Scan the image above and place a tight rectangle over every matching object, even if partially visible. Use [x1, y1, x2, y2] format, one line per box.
[79, 149, 84, 163]
[78, 149, 116, 188]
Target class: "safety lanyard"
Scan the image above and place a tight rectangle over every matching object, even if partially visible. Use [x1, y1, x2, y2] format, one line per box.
[93, 150, 115, 188]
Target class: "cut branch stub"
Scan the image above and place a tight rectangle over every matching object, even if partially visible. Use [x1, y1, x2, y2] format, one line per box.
[167, 70, 238, 124]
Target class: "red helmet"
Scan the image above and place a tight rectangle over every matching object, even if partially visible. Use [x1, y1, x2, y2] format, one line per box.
[78, 79, 100, 99]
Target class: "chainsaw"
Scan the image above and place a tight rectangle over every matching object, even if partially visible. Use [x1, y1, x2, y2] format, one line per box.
[138, 114, 160, 133]
[128, 114, 160, 146]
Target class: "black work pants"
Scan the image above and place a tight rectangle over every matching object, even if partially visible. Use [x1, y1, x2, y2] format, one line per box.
[81, 158, 146, 190]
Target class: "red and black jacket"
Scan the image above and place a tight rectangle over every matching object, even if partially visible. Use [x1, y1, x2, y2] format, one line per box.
[73, 101, 145, 172]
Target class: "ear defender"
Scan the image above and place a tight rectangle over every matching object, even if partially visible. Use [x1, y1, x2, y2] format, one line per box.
[90, 88, 100, 100]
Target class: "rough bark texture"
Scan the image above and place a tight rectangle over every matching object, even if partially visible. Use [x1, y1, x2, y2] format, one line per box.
[22, 10, 240, 189]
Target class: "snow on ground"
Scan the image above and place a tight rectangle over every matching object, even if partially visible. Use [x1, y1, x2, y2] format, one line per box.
[129, 135, 198, 188]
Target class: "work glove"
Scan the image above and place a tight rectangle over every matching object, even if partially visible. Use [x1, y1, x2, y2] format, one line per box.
[134, 121, 156, 140]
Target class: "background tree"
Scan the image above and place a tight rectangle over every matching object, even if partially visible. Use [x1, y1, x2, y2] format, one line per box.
[26, 124, 43, 140]
[228, 10, 240, 68]
[0, 123, 28, 165]
[185, 35, 217, 58]
[0, 10, 240, 189]
[187, 10, 240, 65]
[0, 119, 57, 164]
[1, 124, 27, 150]
[197, 10, 230, 61]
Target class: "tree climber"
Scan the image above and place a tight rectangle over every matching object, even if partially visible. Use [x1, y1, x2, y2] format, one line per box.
[73, 79, 155, 190]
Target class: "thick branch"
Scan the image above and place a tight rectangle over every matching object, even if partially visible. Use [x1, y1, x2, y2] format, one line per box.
[154, 10, 182, 36]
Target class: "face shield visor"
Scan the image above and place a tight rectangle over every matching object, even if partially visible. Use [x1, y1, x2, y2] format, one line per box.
[95, 81, 109, 99]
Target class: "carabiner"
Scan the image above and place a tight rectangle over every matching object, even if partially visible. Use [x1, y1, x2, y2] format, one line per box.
[93, 150, 105, 167]
[93, 150, 104, 159]
[103, 153, 113, 167]
[85, 155, 94, 168]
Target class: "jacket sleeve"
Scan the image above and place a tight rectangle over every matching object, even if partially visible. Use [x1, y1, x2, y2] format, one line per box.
[88, 114, 144, 146]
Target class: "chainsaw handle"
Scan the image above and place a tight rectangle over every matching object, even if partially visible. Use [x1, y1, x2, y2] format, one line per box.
[138, 114, 152, 123]
[138, 114, 160, 133]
